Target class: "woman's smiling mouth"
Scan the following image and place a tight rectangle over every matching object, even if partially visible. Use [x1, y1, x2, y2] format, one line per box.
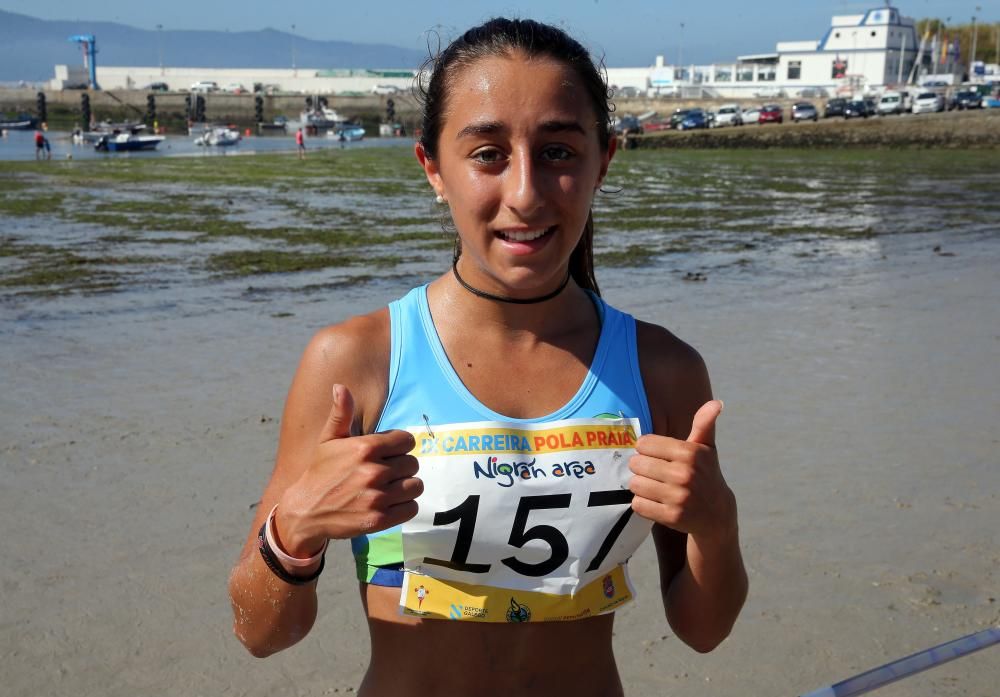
[496, 226, 556, 243]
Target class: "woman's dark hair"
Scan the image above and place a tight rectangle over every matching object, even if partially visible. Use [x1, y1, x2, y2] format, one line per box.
[418, 18, 612, 295]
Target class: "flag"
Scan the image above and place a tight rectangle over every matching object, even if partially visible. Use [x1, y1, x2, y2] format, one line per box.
[948, 38, 960, 61]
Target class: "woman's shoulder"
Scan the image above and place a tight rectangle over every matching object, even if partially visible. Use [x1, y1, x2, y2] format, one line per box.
[295, 307, 391, 435]
[633, 319, 712, 439]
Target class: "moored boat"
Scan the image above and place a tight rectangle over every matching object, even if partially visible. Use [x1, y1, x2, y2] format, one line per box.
[194, 127, 242, 147]
[81, 121, 147, 144]
[94, 133, 165, 152]
[0, 114, 39, 130]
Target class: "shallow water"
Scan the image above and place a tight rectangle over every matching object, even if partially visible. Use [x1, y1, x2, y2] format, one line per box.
[1, 147, 997, 325]
[0, 127, 410, 161]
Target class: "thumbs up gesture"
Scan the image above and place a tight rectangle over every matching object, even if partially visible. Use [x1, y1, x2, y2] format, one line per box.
[628, 400, 736, 541]
[273, 384, 423, 557]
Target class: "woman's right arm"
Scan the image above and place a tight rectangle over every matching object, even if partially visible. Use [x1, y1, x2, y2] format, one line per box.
[228, 316, 422, 657]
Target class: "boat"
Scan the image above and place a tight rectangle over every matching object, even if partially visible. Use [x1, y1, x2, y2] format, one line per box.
[194, 127, 242, 147]
[81, 121, 147, 144]
[94, 133, 165, 152]
[327, 124, 366, 142]
[0, 114, 39, 130]
[258, 116, 288, 133]
[300, 104, 348, 130]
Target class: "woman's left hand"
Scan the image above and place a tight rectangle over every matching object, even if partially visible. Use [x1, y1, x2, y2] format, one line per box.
[628, 400, 737, 542]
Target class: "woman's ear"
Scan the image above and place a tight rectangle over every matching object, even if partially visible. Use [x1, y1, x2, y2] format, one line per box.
[415, 142, 445, 199]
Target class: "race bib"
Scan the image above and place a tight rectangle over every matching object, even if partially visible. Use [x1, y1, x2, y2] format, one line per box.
[400, 418, 652, 622]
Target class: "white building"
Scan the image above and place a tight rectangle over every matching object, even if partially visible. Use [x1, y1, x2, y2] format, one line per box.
[50, 64, 416, 95]
[606, 4, 956, 100]
[51, 4, 968, 100]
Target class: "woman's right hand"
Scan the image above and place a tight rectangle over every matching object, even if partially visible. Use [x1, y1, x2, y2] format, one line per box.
[271, 384, 423, 558]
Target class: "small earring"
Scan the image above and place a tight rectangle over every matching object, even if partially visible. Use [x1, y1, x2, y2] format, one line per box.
[435, 194, 446, 204]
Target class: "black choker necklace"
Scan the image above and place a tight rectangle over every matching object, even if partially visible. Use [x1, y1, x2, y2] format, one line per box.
[452, 262, 570, 305]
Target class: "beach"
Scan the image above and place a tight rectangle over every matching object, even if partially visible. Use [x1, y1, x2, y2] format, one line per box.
[1, 148, 998, 696]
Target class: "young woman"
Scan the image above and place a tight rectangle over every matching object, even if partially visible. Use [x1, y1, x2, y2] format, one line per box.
[229, 18, 747, 696]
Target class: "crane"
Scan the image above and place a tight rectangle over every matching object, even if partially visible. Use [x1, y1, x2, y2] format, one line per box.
[68, 35, 100, 90]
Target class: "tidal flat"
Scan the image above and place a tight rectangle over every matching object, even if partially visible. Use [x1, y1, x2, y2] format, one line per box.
[1, 144, 998, 697]
[1, 145, 996, 315]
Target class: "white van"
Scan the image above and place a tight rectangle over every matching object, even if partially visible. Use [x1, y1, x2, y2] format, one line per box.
[190, 81, 219, 93]
[877, 91, 905, 115]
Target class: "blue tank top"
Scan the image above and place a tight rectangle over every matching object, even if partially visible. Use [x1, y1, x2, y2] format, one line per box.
[351, 285, 653, 585]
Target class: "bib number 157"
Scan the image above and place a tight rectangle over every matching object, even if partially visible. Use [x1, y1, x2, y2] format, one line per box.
[421, 490, 634, 578]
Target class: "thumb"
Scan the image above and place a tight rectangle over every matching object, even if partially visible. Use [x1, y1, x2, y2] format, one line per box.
[686, 400, 723, 447]
[318, 384, 355, 442]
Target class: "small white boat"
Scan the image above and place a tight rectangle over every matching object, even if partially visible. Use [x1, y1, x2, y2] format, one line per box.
[195, 127, 242, 147]
[83, 121, 147, 143]
[300, 105, 349, 130]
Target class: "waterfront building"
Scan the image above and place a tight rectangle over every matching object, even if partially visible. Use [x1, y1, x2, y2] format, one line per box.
[606, 4, 964, 99]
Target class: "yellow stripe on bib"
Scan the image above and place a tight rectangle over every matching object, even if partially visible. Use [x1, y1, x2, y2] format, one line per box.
[400, 563, 635, 623]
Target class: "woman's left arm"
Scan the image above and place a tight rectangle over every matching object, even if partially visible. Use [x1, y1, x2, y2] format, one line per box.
[631, 321, 748, 653]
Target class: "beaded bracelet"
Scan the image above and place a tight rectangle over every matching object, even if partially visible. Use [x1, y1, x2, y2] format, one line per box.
[257, 507, 326, 586]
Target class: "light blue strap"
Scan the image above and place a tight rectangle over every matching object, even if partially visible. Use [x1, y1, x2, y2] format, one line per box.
[800, 627, 1000, 697]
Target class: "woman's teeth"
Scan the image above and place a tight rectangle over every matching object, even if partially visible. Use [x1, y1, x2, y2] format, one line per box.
[501, 227, 550, 242]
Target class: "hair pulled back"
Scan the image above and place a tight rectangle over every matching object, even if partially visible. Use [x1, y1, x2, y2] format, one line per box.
[418, 18, 612, 295]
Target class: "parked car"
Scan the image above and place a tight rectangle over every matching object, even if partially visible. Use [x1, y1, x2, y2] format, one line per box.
[371, 84, 399, 95]
[791, 102, 818, 122]
[758, 104, 783, 124]
[949, 90, 983, 110]
[190, 81, 219, 93]
[712, 104, 743, 127]
[877, 91, 905, 115]
[143, 82, 169, 92]
[641, 119, 671, 132]
[844, 100, 869, 119]
[677, 109, 709, 130]
[669, 109, 692, 129]
[824, 97, 848, 118]
[223, 83, 247, 94]
[911, 92, 945, 114]
[742, 105, 762, 124]
[613, 115, 643, 134]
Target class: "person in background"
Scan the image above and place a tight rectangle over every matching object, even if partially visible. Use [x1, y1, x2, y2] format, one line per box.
[229, 18, 747, 697]
[295, 127, 305, 160]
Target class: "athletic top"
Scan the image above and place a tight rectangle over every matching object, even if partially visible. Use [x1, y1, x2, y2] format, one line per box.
[351, 284, 654, 586]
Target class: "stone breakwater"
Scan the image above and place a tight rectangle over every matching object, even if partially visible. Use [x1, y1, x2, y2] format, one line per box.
[631, 109, 1000, 150]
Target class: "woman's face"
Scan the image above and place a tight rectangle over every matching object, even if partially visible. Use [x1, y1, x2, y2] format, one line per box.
[417, 52, 615, 296]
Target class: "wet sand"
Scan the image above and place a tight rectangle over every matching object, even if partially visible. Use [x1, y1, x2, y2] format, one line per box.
[1, 230, 998, 696]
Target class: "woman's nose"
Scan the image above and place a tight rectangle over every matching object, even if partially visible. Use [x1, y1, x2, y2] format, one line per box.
[503, 150, 546, 217]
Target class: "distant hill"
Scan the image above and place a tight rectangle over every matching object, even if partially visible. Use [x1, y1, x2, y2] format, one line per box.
[0, 9, 427, 82]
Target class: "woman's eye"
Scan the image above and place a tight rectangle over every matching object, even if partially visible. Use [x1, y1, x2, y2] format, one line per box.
[541, 146, 573, 162]
[471, 148, 504, 164]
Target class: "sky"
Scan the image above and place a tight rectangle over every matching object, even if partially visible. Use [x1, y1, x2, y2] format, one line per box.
[3, 1, 995, 66]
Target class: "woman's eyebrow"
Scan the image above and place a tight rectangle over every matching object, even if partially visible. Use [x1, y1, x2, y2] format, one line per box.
[539, 120, 586, 135]
[456, 121, 503, 139]
[455, 119, 586, 139]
